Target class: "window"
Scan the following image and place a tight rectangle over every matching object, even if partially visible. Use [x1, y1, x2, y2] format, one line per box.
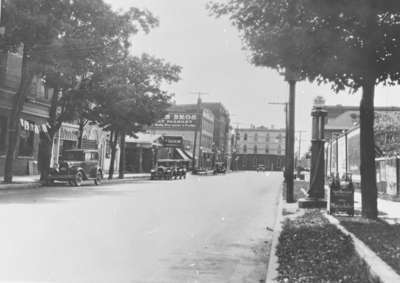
[254, 133, 258, 142]
[85, 152, 99, 161]
[0, 116, 7, 155]
[243, 145, 247, 153]
[44, 87, 54, 100]
[277, 145, 282, 155]
[18, 123, 34, 156]
[244, 133, 248, 141]
[266, 133, 270, 142]
[265, 147, 269, 154]
[254, 145, 258, 154]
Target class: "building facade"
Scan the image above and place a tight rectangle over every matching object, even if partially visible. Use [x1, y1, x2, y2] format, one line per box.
[233, 126, 286, 171]
[148, 103, 215, 169]
[235, 126, 286, 155]
[0, 50, 54, 176]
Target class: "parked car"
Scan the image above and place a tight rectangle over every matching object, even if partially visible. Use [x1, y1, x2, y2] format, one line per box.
[257, 164, 266, 172]
[150, 159, 188, 180]
[48, 149, 103, 186]
[150, 165, 172, 180]
[213, 162, 226, 174]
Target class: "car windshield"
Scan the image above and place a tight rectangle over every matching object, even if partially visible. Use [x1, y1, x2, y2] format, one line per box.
[62, 151, 84, 161]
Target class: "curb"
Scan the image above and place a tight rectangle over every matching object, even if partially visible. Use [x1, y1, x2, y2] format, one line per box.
[265, 185, 284, 283]
[324, 213, 400, 283]
[0, 175, 150, 191]
[0, 182, 42, 190]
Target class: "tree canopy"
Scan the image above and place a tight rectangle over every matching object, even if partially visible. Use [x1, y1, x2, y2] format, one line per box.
[209, 0, 400, 218]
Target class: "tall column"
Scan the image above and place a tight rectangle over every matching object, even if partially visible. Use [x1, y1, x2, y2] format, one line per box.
[299, 106, 327, 208]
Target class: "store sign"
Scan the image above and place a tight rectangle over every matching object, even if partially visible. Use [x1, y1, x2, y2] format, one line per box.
[153, 112, 198, 129]
[163, 136, 183, 148]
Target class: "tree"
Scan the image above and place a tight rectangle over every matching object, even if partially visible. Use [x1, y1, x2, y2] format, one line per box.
[209, 0, 400, 219]
[85, 54, 181, 179]
[0, 0, 158, 183]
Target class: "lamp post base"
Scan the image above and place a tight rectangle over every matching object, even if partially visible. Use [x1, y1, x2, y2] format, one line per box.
[298, 198, 327, 209]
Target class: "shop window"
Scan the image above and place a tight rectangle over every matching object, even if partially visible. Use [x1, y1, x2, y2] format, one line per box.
[0, 116, 7, 155]
[18, 124, 34, 156]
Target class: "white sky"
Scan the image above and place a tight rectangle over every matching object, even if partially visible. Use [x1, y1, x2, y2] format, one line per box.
[105, 0, 400, 154]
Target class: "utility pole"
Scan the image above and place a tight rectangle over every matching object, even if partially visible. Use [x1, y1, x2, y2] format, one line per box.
[190, 92, 208, 170]
[285, 69, 300, 203]
[268, 101, 289, 183]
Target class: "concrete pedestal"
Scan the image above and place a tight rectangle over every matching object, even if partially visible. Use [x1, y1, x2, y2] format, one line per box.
[298, 198, 327, 208]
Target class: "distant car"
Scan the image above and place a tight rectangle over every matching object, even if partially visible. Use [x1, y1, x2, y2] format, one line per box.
[257, 164, 266, 172]
[213, 162, 226, 174]
[48, 149, 103, 186]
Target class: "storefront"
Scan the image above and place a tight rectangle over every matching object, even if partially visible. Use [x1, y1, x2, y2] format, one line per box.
[125, 133, 163, 173]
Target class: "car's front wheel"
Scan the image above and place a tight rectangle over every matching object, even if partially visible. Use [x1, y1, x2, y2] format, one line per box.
[73, 171, 84, 187]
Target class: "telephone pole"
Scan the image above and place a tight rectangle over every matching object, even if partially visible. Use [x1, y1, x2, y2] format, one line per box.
[268, 102, 289, 191]
[190, 92, 208, 170]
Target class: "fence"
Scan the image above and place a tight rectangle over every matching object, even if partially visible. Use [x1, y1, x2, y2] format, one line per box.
[325, 127, 400, 196]
[326, 127, 361, 182]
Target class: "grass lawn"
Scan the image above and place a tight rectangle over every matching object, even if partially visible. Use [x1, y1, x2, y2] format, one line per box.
[340, 217, 400, 274]
[277, 210, 372, 283]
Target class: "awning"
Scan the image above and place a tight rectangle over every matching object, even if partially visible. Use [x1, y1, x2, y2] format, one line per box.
[176, 148, 190, 161]
[182, 149, 193, 159]
[126, 133, 162, 148]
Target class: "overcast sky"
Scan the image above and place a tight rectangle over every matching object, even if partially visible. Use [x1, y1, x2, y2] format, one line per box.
[105, 0, 400, 152]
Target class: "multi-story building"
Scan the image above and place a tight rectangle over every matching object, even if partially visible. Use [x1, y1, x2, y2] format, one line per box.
[233, 126, 285, 171]
[148, 102, 215, 169]
[0, 50, 54, 176]
[201, 102, 230, 162]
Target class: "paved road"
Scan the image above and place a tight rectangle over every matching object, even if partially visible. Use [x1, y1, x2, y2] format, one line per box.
[0, 171, 282, 282]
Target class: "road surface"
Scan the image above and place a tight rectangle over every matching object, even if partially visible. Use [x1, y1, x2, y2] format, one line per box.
[0, 171, 282, 282]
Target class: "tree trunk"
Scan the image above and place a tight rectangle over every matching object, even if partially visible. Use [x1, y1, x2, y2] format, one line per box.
[38, 131, 55, 182]
[118, 130, 126, 179]
[77, 119, 87, 149]
[108, 130, 119, 179]
[38, 88, 60, 182]
[360, 80, 378, 219]
[138, 148, 143, 173]
[4, 48, 34, 183]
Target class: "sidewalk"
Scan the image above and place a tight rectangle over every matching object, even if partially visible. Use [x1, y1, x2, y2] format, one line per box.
[0, 173, 150, 190]
[354, 191, 400, 224]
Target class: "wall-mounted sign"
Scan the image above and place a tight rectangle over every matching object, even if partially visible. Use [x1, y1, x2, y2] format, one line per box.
[163, 136, 183, 148]
[152, 112, 198, 129]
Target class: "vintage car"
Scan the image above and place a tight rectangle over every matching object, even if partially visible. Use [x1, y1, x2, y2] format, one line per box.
[213, 162, 226, 174]
[150, 159, 188, 180]
[48, 149, 103, 186]
[256, 164, 266, 172]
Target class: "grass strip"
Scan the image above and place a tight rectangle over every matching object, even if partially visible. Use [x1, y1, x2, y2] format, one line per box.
[340, 217, 400, 275]
[277, 210, 372, 283]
